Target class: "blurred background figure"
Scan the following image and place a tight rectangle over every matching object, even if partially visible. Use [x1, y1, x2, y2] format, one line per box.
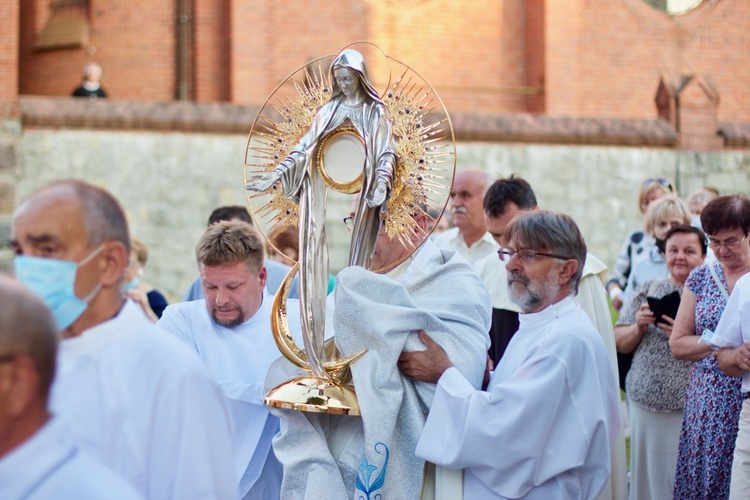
[426, 207, 451, 237]
[614, 225, 706, 500]
[607, 177, 675, 312]
[267, 225, 299, 266]
[265, 223, 334, 294]
[687, 187, 720, 229]
[124, 237, 168, 321]
[71, 62, 107, 99]
[0, 276, 142, 500]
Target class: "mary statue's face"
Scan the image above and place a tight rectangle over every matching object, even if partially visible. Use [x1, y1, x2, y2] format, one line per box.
[334, 67, 360, 98]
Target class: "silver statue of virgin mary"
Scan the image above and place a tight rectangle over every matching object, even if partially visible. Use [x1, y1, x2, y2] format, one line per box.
[245, 43, 455, 414]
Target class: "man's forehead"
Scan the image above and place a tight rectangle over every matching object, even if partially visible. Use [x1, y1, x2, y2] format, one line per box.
[453, 172, 485, 192]
[13, 187, 86, 238]
[200, 261, 257, 280]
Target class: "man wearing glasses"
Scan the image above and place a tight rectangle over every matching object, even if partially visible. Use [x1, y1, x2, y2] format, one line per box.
[400, 210, 621, 500]
[273, 209, 491, 499]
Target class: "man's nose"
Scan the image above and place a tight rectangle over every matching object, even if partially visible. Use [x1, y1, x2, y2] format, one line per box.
[215, 289, 229, 305]
[505, 254, 521, 272]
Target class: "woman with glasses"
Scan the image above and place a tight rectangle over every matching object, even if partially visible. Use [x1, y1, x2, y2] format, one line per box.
[614, 225, 706, 500]
[670, 195, 750, 499]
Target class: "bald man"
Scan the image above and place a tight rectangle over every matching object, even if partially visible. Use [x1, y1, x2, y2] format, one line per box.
[0, 276, 142, 499]
[433, 169, 498, 265]
[11, 180, 237, 499]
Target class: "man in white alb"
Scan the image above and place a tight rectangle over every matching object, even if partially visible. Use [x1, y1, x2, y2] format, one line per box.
[0, 276, 142, 500]
[159, 220, 301, 499]
[475, 176, 627, 499]
[400, 210, 621, 499]
[11, 180, 237, 499]
[271, 210, 491, 499]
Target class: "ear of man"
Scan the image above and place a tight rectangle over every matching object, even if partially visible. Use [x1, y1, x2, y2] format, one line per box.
[99, 241, 130, 288]
[556, 259, 579, 287]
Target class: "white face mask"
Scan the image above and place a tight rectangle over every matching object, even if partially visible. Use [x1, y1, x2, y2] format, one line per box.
[14, 245, 105, 330]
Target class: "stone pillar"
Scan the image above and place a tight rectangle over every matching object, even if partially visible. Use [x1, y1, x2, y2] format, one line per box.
[655, 75, 723, 151]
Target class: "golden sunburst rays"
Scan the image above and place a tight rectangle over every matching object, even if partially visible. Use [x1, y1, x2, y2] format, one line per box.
[244, 53, 456, 248]
[244, 61, 334, 233]
[382, 66, 454, 249]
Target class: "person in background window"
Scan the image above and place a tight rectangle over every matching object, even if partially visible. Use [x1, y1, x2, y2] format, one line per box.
[72, 62, 107, 99]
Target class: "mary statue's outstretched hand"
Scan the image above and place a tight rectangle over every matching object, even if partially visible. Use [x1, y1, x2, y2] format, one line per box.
[366, 179, 388, 208]
[246, 170, 281, 193]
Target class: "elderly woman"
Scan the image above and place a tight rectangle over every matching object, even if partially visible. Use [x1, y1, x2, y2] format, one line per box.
[615, 225, 706, 500]
[622, 194, 692, 303]
[670, 195, 750, 499]
[607, 177, 675, 312]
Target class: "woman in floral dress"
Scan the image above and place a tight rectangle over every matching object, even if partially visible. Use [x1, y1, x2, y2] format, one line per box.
[670, 195, 750, 499]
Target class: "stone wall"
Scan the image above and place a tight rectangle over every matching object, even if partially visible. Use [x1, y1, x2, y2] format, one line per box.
[11, 126, 750, 302]
[6, 97, 750, 302]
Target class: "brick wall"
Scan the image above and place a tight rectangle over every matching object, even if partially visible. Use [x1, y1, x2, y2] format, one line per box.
[19, 0, 176, 101]
[546, 0, 750, 122]
[15, 0, 750, 122]
[0, 0, 19, 115]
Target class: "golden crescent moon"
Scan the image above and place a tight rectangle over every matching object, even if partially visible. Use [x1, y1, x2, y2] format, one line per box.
[270, 263, 367, 373]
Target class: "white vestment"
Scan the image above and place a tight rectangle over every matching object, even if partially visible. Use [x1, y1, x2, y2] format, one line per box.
[158, 292, 302, 499]
[712, 272, 750, 392]
[576, 254, 628, 500]
[50, 300, 237, 500]
[416, 297, 621, 500]
[475, 251, 627, 500]
[270, 240, 491, 499]
[0, 418, 143, 500]
[432, 227, 499, 266]
[712, 272, 750, 499]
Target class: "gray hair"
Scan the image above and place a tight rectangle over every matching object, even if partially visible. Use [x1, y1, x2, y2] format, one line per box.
[31, 180, 131, 254]
[196, 220, 264, 271]
[0, 276, 58, 400]
[504, 210, 587, 293]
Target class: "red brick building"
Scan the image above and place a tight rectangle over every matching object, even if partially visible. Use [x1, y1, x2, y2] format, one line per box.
[8, 0, 750, 126]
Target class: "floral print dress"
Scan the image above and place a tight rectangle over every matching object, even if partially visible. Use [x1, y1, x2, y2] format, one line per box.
[673, 262, 744, 500]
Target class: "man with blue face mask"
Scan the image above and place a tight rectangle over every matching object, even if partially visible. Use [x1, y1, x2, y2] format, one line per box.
[11, 180, 238, 499]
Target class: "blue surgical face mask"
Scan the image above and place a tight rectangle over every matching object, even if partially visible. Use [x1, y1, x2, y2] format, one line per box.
[14, 245, 105, 330]
[124, 276, 140, 291]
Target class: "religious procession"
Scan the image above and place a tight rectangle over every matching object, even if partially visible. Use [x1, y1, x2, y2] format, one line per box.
[3, 1, 750, 499]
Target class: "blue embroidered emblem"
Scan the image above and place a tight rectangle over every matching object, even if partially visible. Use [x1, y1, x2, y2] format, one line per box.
[356, 442, 389, 500]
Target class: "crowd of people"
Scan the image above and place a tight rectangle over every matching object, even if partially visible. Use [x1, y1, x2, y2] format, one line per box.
[0, 172, 748, 500]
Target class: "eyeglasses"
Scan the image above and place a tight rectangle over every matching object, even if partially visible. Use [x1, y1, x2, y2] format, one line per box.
[707, 234, 748, 251]
[642, 178, 674, 190]
[497, 247, 571, 264]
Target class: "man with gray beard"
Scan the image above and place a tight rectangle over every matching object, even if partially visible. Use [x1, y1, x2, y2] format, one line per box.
[402, 210, 621, 499]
